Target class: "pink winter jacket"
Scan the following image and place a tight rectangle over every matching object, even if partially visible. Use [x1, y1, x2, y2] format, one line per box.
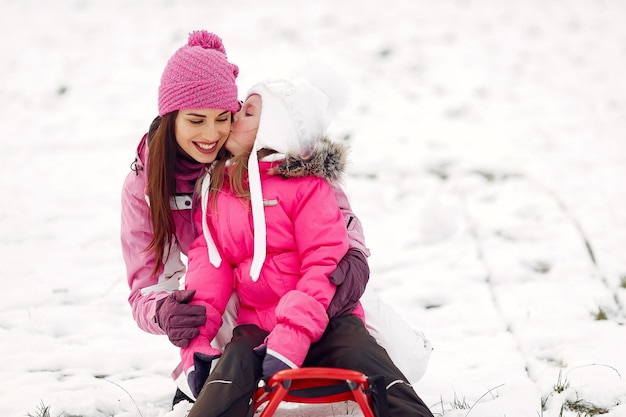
[120, 135, 368, 337]
[181, 156, 351, 372]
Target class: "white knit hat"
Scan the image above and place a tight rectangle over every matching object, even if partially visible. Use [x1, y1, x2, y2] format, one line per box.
[247, 77, 342, 281]
[200, 75, 344, 282]
[248, 78, 335, 154]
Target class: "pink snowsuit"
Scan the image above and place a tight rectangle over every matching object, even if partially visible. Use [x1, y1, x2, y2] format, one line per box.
[180, 158, 353, 373]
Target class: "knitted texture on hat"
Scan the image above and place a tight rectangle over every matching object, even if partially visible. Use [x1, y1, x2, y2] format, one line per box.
[246, 78, 333, 156]
[158, 31, 240, 116]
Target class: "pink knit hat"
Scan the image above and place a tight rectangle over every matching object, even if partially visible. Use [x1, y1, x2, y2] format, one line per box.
[158, 30, 240, 116]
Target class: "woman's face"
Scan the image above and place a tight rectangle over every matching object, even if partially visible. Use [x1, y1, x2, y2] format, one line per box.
[226, 94, 261, 156]
[174, 109, 232, 163]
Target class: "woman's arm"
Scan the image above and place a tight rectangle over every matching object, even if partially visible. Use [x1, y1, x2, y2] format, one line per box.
[120, 137, 186, 334]
[332, 185, 370, 257]
[327, 185, 371, 318]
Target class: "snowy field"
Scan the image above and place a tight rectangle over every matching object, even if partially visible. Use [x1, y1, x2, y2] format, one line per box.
[1, 0, 625, 416]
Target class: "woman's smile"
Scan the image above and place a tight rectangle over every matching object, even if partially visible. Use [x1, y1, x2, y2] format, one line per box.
[194, 141, 219, 154]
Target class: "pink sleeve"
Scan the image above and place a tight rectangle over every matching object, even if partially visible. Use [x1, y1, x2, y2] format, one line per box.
[294, 179, 350, 309]
[120, 138, 186, 335]
[179, 234, 233, 372]
[333, 186, 370, 257]
[179, 210, 236, 373]
[121, 167, 173, 334]
[184, 208, 235, 338]
[265, 178, 350, 367]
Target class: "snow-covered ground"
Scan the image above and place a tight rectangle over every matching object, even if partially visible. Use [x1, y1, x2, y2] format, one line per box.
[1, 0, 625, 416]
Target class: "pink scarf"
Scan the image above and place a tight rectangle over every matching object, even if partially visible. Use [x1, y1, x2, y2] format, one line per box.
[174, 151, 205, 194]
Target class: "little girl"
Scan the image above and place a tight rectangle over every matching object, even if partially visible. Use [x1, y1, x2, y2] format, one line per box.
[182, 77, 434, 417]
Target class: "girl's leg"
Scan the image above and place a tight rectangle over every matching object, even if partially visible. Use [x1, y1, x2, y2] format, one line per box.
[304, 315, 434, 417]
[188, 324, 268, 417]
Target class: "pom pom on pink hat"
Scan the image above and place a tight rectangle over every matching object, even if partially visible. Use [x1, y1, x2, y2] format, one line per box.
[158, 30, 240, 116]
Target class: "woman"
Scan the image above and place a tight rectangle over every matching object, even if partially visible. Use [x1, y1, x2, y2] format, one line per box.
[182, 77, 434, 417]
[121, 29, 372, 404]
[120, 30, 431, 408]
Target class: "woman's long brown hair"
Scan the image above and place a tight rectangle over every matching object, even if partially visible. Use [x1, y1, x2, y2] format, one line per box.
[146, 112, 178, 277]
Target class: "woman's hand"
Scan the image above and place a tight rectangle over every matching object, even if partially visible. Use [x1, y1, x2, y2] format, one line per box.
[327, 249, 369, 318]
[155, 289, 206, 348]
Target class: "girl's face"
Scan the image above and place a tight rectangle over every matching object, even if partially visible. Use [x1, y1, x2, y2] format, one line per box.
[174, 109, 232, 163]
[226, 94, 261, 156]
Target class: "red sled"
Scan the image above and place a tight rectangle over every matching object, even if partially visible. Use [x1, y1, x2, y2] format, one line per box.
[253, 367, 375, 417]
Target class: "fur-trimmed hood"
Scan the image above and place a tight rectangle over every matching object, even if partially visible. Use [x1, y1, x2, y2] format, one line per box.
[268, 137, 347, 184]
[201, 136, 349, 283]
